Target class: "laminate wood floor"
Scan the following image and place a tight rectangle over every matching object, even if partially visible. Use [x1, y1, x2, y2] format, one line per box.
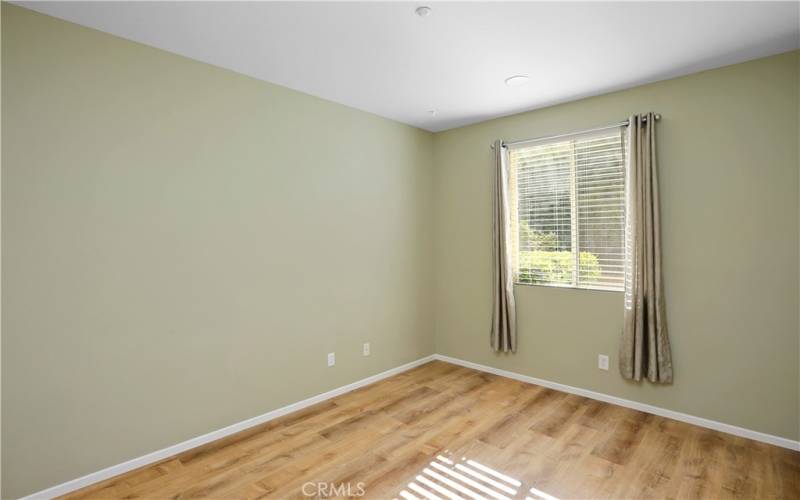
[64, 361, 800, 500]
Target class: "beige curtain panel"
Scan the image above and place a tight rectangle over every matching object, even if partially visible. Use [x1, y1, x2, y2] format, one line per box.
[619, 113, 673, 383]
[491, 140, 517, 353]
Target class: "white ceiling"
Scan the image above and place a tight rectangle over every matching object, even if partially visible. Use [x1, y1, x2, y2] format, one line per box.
[16, 1, 800, 132]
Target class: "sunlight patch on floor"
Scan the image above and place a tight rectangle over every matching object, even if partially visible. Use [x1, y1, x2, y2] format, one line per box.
[397, 454, 558, 500]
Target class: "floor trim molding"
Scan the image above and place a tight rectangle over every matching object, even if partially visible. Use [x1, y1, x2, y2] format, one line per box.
[433, 353, 800, 452]
[21, 354, 436, 499]
[21, 352, 800, 498]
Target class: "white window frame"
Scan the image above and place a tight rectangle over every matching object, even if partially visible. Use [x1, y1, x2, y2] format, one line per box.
[506, 126, 627, 292]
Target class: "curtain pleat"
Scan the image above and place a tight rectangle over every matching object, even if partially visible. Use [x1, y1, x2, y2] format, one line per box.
[491, 140, 517, 353]
[620, 113, 673, 383]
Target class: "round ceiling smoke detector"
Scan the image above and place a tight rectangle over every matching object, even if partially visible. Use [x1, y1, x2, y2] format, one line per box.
[505, 75, 530, 87]
[415, 6, 432, 17]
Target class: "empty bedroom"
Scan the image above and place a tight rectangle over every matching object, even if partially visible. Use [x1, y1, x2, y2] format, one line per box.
[1, 1, 799, 499]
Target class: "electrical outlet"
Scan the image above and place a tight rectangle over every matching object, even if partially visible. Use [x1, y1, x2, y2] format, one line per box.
[327, 352, 335, 367]
[598, 354, 609, 371]
[363, 343, 370, 356]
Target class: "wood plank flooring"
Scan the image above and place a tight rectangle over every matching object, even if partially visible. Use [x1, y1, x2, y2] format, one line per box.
[64, 361, 800, 499]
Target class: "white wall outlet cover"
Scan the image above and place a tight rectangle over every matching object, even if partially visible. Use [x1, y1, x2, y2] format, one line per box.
[598, 354, 609, 371]
[327, 352, 335, 367]
[363, 343, 370, 356]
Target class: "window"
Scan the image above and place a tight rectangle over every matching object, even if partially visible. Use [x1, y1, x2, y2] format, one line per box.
[508, 128, 626, 291]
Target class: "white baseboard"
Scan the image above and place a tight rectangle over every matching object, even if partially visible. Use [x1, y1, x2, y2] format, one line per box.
[433, 354, 800, 452]
[21, 355, 436, 499]
[21, 351, 800, 499]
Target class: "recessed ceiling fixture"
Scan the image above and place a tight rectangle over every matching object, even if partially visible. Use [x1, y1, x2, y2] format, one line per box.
[505, 75, 530, 87]
[415, 6, 432, 17]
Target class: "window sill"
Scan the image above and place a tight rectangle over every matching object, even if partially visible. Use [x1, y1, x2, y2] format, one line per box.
[513, 282, 623, 293]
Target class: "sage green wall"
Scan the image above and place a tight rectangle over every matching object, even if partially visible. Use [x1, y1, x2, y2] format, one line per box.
[1, 5, 435, 497]
[433, 51, 800, 442]
[796, 47, 800, 446]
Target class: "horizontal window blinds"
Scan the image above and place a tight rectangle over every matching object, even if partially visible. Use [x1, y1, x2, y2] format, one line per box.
[508, 128, 626, 291]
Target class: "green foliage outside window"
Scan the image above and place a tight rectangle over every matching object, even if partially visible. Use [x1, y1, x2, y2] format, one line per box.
[517, 250, 601, 285]
[520, 226, 558, 250]
[517, 224, 603, 285]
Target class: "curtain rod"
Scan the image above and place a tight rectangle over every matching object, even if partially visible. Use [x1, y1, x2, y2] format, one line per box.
[492, 113, 661, 149]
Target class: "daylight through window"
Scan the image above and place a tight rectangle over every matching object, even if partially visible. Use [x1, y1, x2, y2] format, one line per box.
[508, 128, 626, 291]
